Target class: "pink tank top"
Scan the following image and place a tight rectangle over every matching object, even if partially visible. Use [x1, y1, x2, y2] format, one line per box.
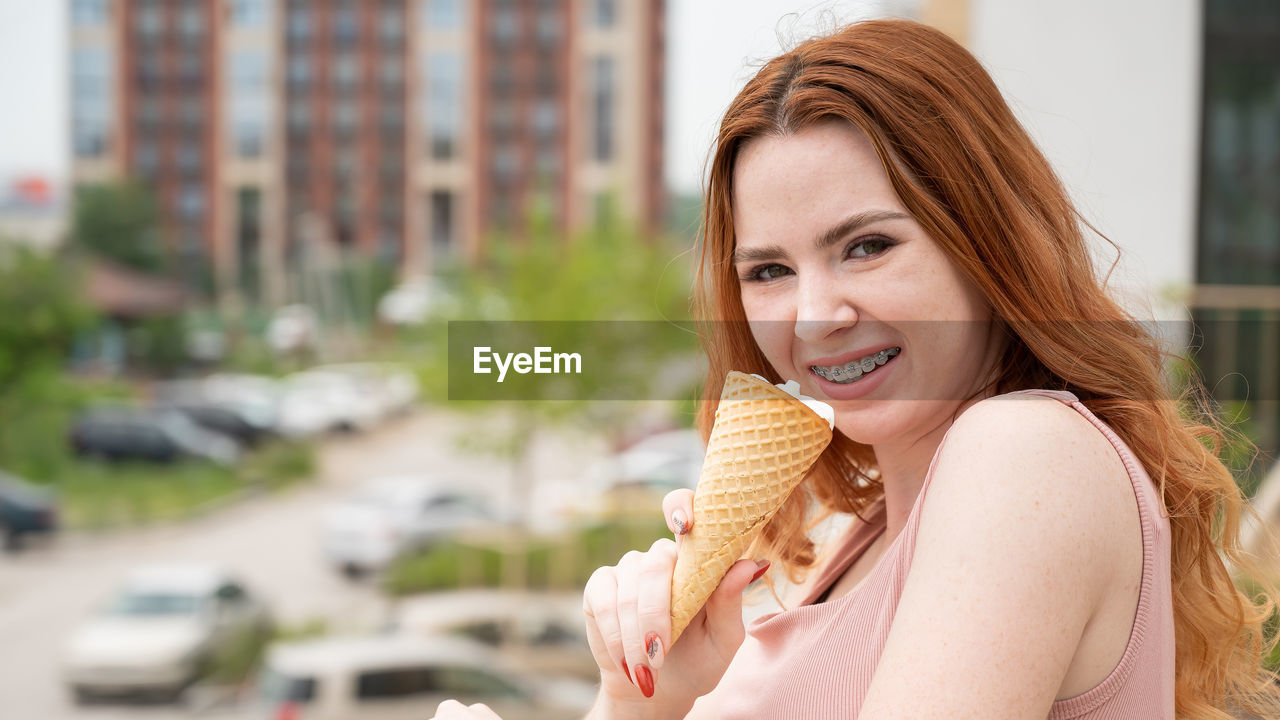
[715, 389, 1176, 719]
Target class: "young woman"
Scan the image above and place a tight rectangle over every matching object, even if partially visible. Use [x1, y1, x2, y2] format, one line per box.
[433, 18, 1280, 720]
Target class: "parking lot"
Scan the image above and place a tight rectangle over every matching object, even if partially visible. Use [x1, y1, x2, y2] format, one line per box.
[0, 408, 612, 720]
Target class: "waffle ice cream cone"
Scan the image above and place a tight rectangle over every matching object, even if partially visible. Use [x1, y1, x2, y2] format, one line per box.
[669, 371, 834, 645]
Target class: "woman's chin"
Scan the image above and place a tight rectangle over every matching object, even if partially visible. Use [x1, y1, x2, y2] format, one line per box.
[832, 411, 903, 446]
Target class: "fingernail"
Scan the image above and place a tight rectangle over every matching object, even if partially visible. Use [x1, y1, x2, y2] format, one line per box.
[635, 664, 654, 698]
[644, 632, 664, 669]
[621, 658, 633, 685]
[671, 508, 688, 535]
[749, 560, 771, 584]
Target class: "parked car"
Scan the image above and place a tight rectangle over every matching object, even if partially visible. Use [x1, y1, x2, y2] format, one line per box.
[157, 401, 271, 448]
[63, 564, 273, 703]
[567, 429, 705, 520]
[321, 476, 498, 577]
[278, 370, 380, 437]
[68, 407, 242, 466]
[310, 362, 419, 417]
[156, 374, 281, 439]
[253, 634, 595, 720]
[376, 277, 460, 326]
[391, 590, 595, 681]
[0, 470, 58, 552]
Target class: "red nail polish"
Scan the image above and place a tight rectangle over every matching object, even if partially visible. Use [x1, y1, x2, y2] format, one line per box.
[621, 658, 633, 685]
[635, 665, 654, 698]
[749, 561, 771, 584]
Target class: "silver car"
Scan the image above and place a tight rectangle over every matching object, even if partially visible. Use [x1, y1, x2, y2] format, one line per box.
[63, 564, 272, 703]
[254, 633, 595, 720]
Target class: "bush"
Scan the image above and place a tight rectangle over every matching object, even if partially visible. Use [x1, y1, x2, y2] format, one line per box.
[382, 518, 672, 596]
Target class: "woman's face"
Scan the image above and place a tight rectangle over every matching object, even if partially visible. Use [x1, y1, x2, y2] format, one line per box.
[731, 119, 1004, 445]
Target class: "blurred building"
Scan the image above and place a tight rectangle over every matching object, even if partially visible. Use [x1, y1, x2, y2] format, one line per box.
[69, 0, 666, 305]
[924, 0, 1280, 488]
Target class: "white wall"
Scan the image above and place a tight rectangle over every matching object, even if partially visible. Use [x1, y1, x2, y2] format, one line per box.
[968, 0, 1201, 322]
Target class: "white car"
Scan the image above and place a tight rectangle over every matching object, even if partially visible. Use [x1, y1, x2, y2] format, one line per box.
[321, 476, 498, 576]
[376, 277, 461, 325]
[253, 634, 595, 720]
[63, 564, 272, 703]
[278, 370, 381, 437]
[564, 429, 705, 520]
[391, 589, 596, 681]
[310, 363, 419, 419]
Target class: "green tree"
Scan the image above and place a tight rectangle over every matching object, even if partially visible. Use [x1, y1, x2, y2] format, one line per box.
[0, 247, 95, 469]
[424, 204, 702, 527]
[0, 247, 93, 398]
[70, 181, 163, 274]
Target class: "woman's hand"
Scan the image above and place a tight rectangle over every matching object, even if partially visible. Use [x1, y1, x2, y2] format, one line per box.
[581, 489, 769, 715]
[431, 699, 503, 719]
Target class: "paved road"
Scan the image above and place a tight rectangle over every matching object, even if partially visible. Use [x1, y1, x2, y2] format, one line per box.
[0, 408, 609, 720]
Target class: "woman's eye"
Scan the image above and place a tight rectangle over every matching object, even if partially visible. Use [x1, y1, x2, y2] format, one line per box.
[743, 264, 791, 282]
[848, 236, 893, 258]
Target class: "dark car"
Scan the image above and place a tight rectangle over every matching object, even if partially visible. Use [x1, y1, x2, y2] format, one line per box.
[68, 408, 241, 466]
[0, 470, 58, 551]
[155, 402, 270, 447]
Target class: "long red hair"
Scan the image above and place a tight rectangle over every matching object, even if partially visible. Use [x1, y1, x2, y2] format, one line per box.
[693, 19, 1280, 718]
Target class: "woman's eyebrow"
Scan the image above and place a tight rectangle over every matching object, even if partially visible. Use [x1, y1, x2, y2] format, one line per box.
[732, 209, 910, 264]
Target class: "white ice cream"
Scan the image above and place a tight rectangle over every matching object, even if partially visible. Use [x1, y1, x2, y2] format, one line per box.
[750, 374, 835, 430]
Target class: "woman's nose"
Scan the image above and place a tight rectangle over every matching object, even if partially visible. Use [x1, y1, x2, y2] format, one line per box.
[793, 272, 858, 344]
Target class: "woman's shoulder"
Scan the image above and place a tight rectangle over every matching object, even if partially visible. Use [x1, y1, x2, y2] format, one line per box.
[922, 391, 1139, 582]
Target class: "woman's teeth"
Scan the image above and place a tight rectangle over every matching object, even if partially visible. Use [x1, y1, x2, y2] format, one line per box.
[811, 347, 900, 384]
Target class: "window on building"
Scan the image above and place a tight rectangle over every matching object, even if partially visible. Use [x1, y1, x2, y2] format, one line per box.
[1197, 1, 1280, 286]
[180, 95, 204, 127]
[135, 1, 163, 37]
[489, 99, 515, 136]
[536, 1, 562, 46]
[491, 0, 518, 42]
[178, 5, 204, 36]
[287, 6, 311, 40]
[335, 3, 359, 44]
[591, 0, 616, 29]
[380, 102, 404, 129]
[335, 99, 358, 136]
[425, 51, 463, 159]
[229, 0, 270, 28]
[381, 57, 404, 87]
[229, 50, 271, 157]
[72, 47, 112, 157]
[72, 0, 111, 26]
[423, 0, 463, 31]
[591, 55, 614, 161]
[535, 146, 561, 180]
[132, 141, 158, 174]
[532, 98, 558, 138]
[430, 190, 455, 258]
[380, 3, 404, 40]
[1190, 0, 1280, 488]
[491, 62, 515, 94]
[492, 143, 519, 188]
[288, 55, 311, 87]
[179, 182, 205, 219]
[334, 53, 359, 89]
[176, 142, 202, 173]
[288, 102, 311, 130]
